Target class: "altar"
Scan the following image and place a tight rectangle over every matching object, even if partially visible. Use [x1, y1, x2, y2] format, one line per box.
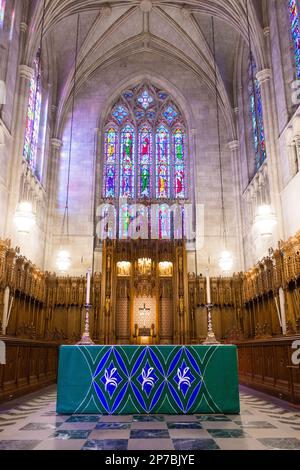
[56, 345, 240, 415]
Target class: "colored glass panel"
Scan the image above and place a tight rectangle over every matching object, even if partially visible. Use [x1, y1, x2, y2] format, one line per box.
[119, 205, 132, 239]
[137, 89, 153, 109]
[146, 110, 156, 121]
[0, 0, 5, 29]
[138, 127, 152, 198]
[104, 128, 118, 198]
[249, 59, 266, 172]
[23, 54, 42, 171]
[159, 205, 170, 239]
[120, 124, 135, 198]
[112, 104, 128, 124]
[163, 105, 178, 125]
[135, 109, 144, 121]
[289, 0, 300, 78]
[173, 129, 185, 198]
[104, 165, 116, 198]
[123, 90, 134, 101]
[156, 125, 170, 198]
[158, 91, 168, 101]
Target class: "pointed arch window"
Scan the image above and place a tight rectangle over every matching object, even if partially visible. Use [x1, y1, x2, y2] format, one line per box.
[288, 0, 300, 78]
[102, 83, 188, 239]
[23, 51, 42, 172]
[173, 128, 186, 198]
[248, 58, 266, 172]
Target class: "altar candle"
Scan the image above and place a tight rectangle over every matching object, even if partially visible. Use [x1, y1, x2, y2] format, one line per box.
[206, 269, 211, 304]
[86, 269, 91, 305]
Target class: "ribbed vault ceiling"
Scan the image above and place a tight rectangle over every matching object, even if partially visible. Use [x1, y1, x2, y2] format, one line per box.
[25, 0, 266, 136]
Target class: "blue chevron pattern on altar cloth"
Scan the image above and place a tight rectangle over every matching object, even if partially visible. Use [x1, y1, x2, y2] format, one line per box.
[56, 345, 240, 415]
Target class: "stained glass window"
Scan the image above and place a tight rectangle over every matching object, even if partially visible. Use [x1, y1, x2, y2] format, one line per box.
[138, 126, 152, 198]
[102, 83, 189, 238]
[159, 205, 170, 239]
[156, 125, 170, 199]
[119, 204, 132, 239]
[248, 58, 266, 171]
[120, 124, 135, 198]
[173, 128, 185, 198]
[103, 127, 118, 198]
[288, 0, 300, 78]
[23, 52, 42, 172]
[0, 0, 6, 29]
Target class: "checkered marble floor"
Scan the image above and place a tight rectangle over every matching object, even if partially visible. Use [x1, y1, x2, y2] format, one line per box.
[0, 385, 300, 450]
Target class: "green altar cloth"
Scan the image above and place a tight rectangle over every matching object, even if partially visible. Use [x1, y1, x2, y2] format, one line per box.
[56, 345, 240, 415]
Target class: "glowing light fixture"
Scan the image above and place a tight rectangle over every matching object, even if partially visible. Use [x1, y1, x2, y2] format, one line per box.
[14, 201, 36, 233]
[218, 250, 234, 273]
[254, 204, 277, 238]
[56, 249, 71, 273]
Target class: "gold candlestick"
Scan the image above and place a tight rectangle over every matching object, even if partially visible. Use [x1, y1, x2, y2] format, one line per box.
[77, 303, 94, 345]
[203, 303, 220, 345]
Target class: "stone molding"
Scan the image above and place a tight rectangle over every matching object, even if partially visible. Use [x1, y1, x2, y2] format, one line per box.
[19, 65, 34, 81]
[228, 140, 239, 151]
[140, 0, 152, 13]
[51, 138, 63, 149]
[256, 69, 272, 84]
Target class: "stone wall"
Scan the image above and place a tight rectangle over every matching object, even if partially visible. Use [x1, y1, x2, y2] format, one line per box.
[0, 1, 300, 279]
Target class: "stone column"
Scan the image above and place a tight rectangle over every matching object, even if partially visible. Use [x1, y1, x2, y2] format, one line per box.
[228, 140, 244, 271]
[256, 68, 284, 240]
[43, 138, 63, 270]
[4, 64, 34, 238]
[294, 138, 300, 174]
[292, 116, 300, 174]
[287, 141, 298, 177]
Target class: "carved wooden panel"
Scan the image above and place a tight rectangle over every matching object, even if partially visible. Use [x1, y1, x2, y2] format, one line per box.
[236, 338, 300, 404]
[0, 337, 58, 402]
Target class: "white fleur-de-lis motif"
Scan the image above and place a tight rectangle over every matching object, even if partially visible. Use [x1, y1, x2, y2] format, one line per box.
[141, 367, 155, 391]
[177, 367, 191, 391]
[104, 368, 118, 391]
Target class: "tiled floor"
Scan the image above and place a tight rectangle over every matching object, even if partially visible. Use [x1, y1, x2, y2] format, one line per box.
[0, 385, 300, 450]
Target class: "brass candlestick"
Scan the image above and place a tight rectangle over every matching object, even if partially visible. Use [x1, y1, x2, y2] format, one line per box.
[77, 303, 95, 345]
[203, 303, 220, 345]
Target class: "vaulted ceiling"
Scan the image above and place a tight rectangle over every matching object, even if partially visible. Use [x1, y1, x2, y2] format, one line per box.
[25, 0, 266, 133]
